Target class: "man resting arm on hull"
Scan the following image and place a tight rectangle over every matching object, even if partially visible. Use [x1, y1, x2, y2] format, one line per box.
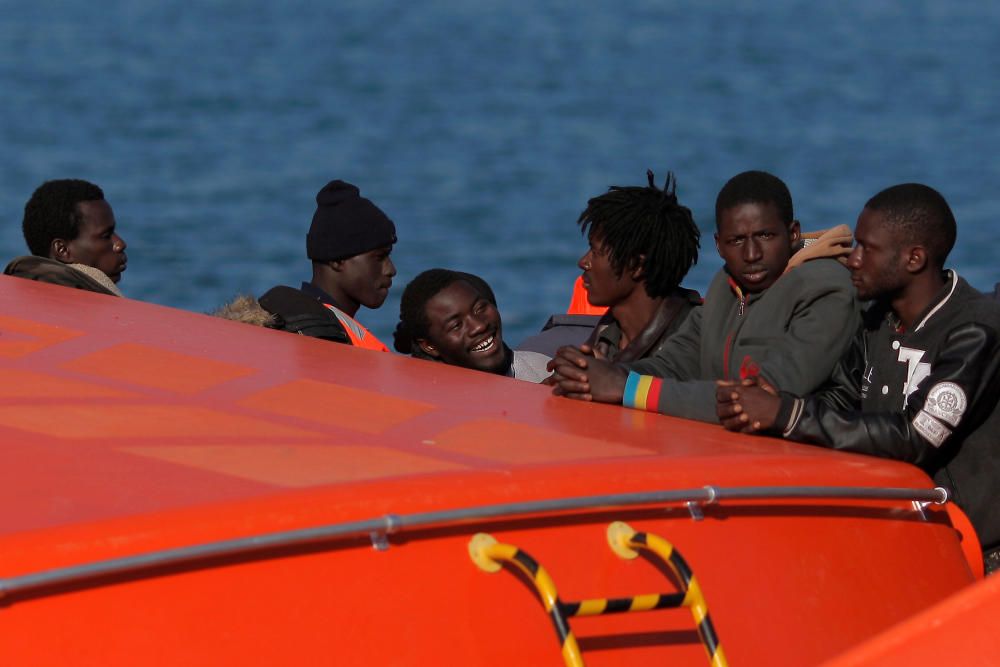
[717, 183, 1000, 575]
[549, 170, 859, 424]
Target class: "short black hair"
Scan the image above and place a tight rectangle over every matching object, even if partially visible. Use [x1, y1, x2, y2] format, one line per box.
[577, 170, 700, 298]
[22, 179, 105, 257]
[714, 170, 794, 228]
[393, 269, 497, 356]
[864, 183, 956, 268]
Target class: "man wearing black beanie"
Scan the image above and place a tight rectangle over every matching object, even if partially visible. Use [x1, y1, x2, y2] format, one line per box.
[260, 179, 397, 351]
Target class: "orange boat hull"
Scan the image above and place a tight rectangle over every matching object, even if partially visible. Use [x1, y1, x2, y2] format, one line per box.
[0, 277, 980, 665]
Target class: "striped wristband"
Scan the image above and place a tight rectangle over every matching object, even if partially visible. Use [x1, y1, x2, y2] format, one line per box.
[622, 371, 663, 412]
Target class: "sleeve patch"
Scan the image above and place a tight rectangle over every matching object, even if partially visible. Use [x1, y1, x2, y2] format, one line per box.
[923, 381, 967, 427]
[913, 410, 951, 448]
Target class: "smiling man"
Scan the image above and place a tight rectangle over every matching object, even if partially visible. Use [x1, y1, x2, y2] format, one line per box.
[393, 269, 549, 382]
[717, 183, 1000, 574]
[259, 180, 397, 351]
[5, 179, 128, 296]
[549, 170, 858, 422]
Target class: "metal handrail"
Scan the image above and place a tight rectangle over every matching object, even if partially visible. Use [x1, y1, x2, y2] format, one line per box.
[0, 484, 947, 601]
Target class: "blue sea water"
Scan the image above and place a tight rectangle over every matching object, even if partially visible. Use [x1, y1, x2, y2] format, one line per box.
[1, 1, 998, 346]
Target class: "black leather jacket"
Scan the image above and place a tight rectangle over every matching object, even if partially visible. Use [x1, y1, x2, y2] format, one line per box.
[775, 272, 1000, 551]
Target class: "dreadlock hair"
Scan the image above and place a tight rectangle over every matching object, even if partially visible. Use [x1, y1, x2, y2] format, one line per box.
[577, 170, 700, 299]
[864, 183, 956, 269]
[393, 268, 498, 357]
[22, 179, 105, 257]
[714, 170, 794, 228]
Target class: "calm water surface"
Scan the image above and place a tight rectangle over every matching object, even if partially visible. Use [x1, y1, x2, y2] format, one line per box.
[1, 1, 998, 345]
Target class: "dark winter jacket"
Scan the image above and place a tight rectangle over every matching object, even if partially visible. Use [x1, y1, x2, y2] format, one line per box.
[4, 256, 120, 296]
[257, 286, 351, 344]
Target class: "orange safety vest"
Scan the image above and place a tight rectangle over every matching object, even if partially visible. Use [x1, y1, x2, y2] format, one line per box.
[566, 275, 608, 316]
[323, 304, 389, 352]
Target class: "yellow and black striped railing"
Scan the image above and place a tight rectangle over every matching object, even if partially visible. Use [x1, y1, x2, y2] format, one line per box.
[607, 521, 727, 667]
[468, 522, 728, 667]
[468, 533, 585, 666]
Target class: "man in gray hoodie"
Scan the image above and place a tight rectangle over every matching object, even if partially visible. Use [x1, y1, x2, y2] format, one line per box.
[548, 170, 858, 423]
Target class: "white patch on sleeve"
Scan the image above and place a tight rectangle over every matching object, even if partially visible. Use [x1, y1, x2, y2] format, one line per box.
[923, 381, 967, 427]
[912, 410, 951, 448]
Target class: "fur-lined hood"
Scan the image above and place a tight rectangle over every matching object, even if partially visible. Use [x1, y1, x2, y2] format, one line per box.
[213, 287, 350, 344]
[212, 294, 278, 328]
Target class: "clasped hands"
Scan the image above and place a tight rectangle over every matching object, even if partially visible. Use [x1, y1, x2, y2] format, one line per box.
[547, 344, 783, 435]
[545, 344, 628, 403]
[715, 376, 782, 433]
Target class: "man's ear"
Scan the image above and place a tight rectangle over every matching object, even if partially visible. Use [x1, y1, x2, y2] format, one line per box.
[714, 232, 722, 259]
[329, 259, 345, 273]
[630, 254, 647, 281]
[788, 220, 802, 247]
[49, 238, 72, 263]
[905, 246, 929, 274]
[417, 339, 441, 359]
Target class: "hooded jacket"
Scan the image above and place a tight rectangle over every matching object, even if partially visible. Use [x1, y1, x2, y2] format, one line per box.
[214, 289, 352, 345]
[4, 256, 122, 296]
[625, 255, 859, 423]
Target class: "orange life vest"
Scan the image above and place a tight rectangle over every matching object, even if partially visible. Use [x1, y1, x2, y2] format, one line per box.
[566, 275, 608, 316]
[323, 304, 389, 352]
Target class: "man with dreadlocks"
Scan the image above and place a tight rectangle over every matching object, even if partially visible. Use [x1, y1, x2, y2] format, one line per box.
[575, 170, 703, 363]
[518, 170, 702, 360]
[549, 170, 859, 424]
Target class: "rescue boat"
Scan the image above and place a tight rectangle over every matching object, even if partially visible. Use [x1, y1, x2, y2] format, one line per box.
[0, 276, 982, 665]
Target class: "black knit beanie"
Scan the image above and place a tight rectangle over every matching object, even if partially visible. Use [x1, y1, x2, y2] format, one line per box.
[306, 180, 397, 262]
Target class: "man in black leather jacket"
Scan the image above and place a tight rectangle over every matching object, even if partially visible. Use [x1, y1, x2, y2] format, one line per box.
[717, 183, 1000, 574]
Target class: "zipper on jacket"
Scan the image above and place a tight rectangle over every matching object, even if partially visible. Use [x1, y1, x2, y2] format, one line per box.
[727, 276, 746, 316]
[724, 277, 745, 379]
